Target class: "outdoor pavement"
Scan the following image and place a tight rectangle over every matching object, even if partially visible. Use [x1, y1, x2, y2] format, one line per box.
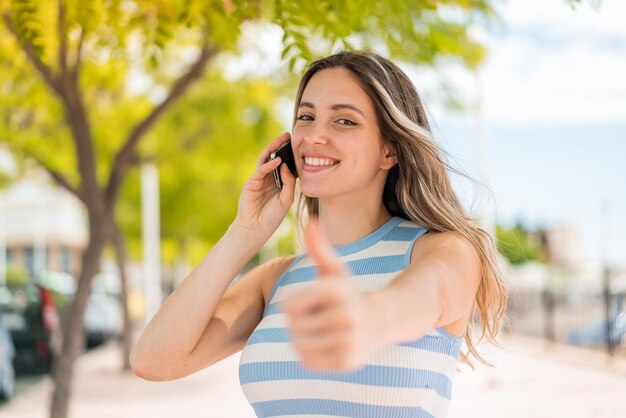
[2, 334, 626, 418]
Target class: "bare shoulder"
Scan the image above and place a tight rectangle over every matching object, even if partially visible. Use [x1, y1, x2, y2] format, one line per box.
[410, 230, 481, 268]
[259, 254, 298, 305]
[410, 230, 482, 336]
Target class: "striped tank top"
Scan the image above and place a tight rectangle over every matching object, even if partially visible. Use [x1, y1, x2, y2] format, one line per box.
[239, 216, 463, 418]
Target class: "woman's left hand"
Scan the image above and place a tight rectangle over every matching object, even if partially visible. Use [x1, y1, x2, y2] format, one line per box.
[281, 217, 386, 372]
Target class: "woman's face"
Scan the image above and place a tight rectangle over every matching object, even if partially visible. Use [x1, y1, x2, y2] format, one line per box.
[292, 67, 396, 199]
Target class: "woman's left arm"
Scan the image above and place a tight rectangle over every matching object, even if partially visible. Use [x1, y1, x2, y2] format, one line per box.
[367, 231, 482, 346]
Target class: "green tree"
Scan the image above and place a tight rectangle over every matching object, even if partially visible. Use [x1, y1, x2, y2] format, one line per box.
[116, 72, 285, 268]
[0, 1, 498, 417]
[496, 222, 545, 265]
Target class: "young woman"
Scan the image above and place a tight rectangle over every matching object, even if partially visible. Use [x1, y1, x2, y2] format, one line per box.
[131, 51, 508, 418]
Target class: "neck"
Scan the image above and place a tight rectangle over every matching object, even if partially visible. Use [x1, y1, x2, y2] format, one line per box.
[316, 198, 393, 248]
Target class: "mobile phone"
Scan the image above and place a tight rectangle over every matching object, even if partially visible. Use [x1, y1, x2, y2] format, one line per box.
[269, 140, 298, 189]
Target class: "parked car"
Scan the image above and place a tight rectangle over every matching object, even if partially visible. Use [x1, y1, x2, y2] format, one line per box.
[0, 322, 16, 401]
[0, 283, 62, 373]
[84, 290, 123, 347]
[37, 271, 123, 348]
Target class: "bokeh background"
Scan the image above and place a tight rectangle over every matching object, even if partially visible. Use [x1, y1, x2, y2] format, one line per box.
[0, 0, 624, 417]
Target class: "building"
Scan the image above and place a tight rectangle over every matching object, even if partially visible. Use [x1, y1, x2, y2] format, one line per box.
[538, 225, 584, 271]
[0, 176, 87, 282]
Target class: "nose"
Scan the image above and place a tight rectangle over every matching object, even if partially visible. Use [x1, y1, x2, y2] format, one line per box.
[300, 123, 329, 146]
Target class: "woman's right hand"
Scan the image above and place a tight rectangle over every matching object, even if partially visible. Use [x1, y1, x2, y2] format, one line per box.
[233, 132, 297, 240]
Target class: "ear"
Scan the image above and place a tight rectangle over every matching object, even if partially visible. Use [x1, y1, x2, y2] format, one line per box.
[380, 141, 398, 170]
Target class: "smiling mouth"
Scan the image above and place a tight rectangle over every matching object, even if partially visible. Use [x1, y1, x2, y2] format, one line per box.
[302, 157, 340, 167]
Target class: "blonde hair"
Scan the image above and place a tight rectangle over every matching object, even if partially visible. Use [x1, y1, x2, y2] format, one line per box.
[292, 51, 508, 366]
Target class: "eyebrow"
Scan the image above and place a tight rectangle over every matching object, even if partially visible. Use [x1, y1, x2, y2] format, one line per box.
[298, 101, 365, 117]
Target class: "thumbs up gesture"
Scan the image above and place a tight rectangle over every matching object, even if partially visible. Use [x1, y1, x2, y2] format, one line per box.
[281, 217, 384, 372]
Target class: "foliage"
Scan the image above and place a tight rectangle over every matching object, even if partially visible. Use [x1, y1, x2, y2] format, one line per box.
[0, 0, 499, 266]
[496, 222, 545, 265]
[272, 0, 494, 71]
[116, 71, 284, 265]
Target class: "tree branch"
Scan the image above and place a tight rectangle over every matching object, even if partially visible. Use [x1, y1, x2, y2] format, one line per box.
[57, 79, 101, 210]
[72, 27, 86, 83]
[3, 109, 86, 204]
[2, 13, 62, 96]
[106, 44, 217, 204]
[57, 0, 68, 76]
[52, 9, 100, 210]
[30, 154, 86, 204]
[4, 10, 98, 207]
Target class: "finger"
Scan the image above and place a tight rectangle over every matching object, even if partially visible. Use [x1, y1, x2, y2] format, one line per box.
[290, 305, 349, 335]
[305, 217, 347, 277]
[279, 163, 296, 200]
[251, 156, 282, 181]
[280, 159, 296, 183]
[293, 328, 346, 355]
[256, 132, 291, 167]
[256, 133, 288, 166]
[281, 283, 340, 317]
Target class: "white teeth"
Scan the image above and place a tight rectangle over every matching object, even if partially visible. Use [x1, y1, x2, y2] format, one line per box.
[304, 157, 339, 166]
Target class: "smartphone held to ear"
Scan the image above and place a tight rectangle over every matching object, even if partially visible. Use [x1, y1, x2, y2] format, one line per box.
[269, 140, 298, 189]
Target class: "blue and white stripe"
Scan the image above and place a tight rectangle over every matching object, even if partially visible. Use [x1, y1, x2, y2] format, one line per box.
[239, 217, 463, 418]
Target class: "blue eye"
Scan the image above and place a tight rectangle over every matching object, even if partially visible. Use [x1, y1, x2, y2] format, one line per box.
[297, 114, 314, 121]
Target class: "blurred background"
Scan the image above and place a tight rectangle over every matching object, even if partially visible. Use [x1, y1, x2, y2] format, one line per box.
[0, 0, 624, 417]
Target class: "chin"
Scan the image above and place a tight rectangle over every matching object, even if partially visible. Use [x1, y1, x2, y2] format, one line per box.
[299, 183, 326, 199]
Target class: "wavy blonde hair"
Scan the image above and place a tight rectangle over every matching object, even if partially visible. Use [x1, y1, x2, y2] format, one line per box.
[292, 51, 508, 366]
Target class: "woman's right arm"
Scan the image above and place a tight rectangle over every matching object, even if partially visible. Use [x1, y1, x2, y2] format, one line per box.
[130, 132, 296, 381]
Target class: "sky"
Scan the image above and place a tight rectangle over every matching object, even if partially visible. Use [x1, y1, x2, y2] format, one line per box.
[421, 0, 626, 268]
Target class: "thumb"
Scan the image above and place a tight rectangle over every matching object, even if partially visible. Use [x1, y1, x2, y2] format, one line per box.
[305, 217, 348, 278]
